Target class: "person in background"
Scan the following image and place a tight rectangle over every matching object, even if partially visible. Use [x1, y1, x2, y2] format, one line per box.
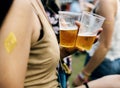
[73, 0, 120, 87]
[86, 0, 94, 3]
[70, 0, 95, 13]
[61, 3, 71, 11]
[70, 0, 82, 12]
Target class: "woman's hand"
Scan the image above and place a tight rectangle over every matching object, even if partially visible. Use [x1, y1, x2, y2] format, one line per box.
[75, 21, 103, 44]
[72, 75, 84, 87]
[72, 71, 89, 87]
[93, 28, 103, 43]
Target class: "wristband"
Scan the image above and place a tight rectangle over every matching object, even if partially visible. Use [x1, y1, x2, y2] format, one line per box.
[76, 72, 89, 88]
[83, 82, 89, 88]
[78, 72, 88, 83]
[78, 72, 88, 80]
[82, 70, 91, 77]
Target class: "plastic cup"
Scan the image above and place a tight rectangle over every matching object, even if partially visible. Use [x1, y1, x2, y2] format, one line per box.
[59, 11, 81, 48]
[76, 11, 105, 50]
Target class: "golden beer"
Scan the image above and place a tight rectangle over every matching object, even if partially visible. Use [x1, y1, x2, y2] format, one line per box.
[60, 29, 78, 48]
[76, 35, 96, 50]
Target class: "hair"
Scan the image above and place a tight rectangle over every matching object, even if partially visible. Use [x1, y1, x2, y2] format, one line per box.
[41, 0, 59, 14]
[41, 0, 47, 6]
[0, 0, 13, 27]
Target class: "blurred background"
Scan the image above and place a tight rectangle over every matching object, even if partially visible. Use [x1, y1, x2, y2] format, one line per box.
[68, 52, 86, 88]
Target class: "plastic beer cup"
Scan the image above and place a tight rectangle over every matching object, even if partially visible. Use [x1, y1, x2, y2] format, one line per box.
[76, 11, 105, 50]
[59, 11, 81, 48]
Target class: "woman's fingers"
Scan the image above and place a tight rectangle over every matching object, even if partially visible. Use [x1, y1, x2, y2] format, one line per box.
[97, 28, 103, 35]
[93, 28, 103, 43]
[75, 21, 81, 29]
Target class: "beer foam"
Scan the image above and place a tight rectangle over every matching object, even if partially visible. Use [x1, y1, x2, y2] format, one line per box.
[60, 27, 77, 30]
[78, 33, 96, 36]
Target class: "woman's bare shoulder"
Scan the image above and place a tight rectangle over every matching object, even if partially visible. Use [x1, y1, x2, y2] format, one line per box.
[11, 0, 32, 14]
[0, 0, 34, 43]
[99, 0, 117, 7]
[1, 0, 34, 31]
[96, 0, 117, 16]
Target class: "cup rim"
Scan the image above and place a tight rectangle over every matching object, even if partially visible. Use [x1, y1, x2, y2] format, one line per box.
[58, 11, 81, 16]
[82, 11, 105, 21]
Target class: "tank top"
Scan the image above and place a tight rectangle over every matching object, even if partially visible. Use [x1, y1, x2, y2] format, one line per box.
[88, 0, 120, 61]
[24, 0, 60, 88]
[106, 0, 120, 60]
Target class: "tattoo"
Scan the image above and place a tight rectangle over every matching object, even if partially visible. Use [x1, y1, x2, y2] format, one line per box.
[4, 32, 17, 53]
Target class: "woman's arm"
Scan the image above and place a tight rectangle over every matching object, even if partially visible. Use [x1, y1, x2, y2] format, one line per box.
[76, 75, 120, 88]
[60, 21, 82, 59]
[83, 0, 117, 77]
[73, 0, 117, 86]
[0, 0, 33, 88]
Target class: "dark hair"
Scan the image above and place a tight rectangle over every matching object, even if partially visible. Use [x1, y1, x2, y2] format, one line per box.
[0, 0, 13, 27]
[41, 0, 47, 6]
[47, 0, 59, 14]
[41, 0, 59, 14]
[61, 4, 67, 11]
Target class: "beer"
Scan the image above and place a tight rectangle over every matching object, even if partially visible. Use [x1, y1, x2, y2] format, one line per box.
[60, 28, 78, 48]
[76, 34, 96, 50]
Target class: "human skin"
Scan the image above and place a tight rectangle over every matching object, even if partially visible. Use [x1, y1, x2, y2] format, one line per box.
[76, 75, 120, 88]
[73, 0, 117, 86]
[82, 0, 117, 79]
[0, 0, 80, 87]
[0, 0, 34, 87]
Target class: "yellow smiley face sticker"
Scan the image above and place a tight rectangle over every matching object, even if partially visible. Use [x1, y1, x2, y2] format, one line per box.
[4, 32, 17, 53]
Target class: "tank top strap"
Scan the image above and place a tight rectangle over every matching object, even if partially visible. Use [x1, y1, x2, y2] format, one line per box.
[116, 0, 120, 16]
[90, 0, 99, 13]
[30, 0, 51, 27]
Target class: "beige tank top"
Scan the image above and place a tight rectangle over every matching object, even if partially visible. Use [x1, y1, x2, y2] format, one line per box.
[24, 0, 60, 88]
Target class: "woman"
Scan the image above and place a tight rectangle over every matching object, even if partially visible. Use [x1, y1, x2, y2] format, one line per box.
[0, 0, 77, 88]
[73, 0, 120, 87]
